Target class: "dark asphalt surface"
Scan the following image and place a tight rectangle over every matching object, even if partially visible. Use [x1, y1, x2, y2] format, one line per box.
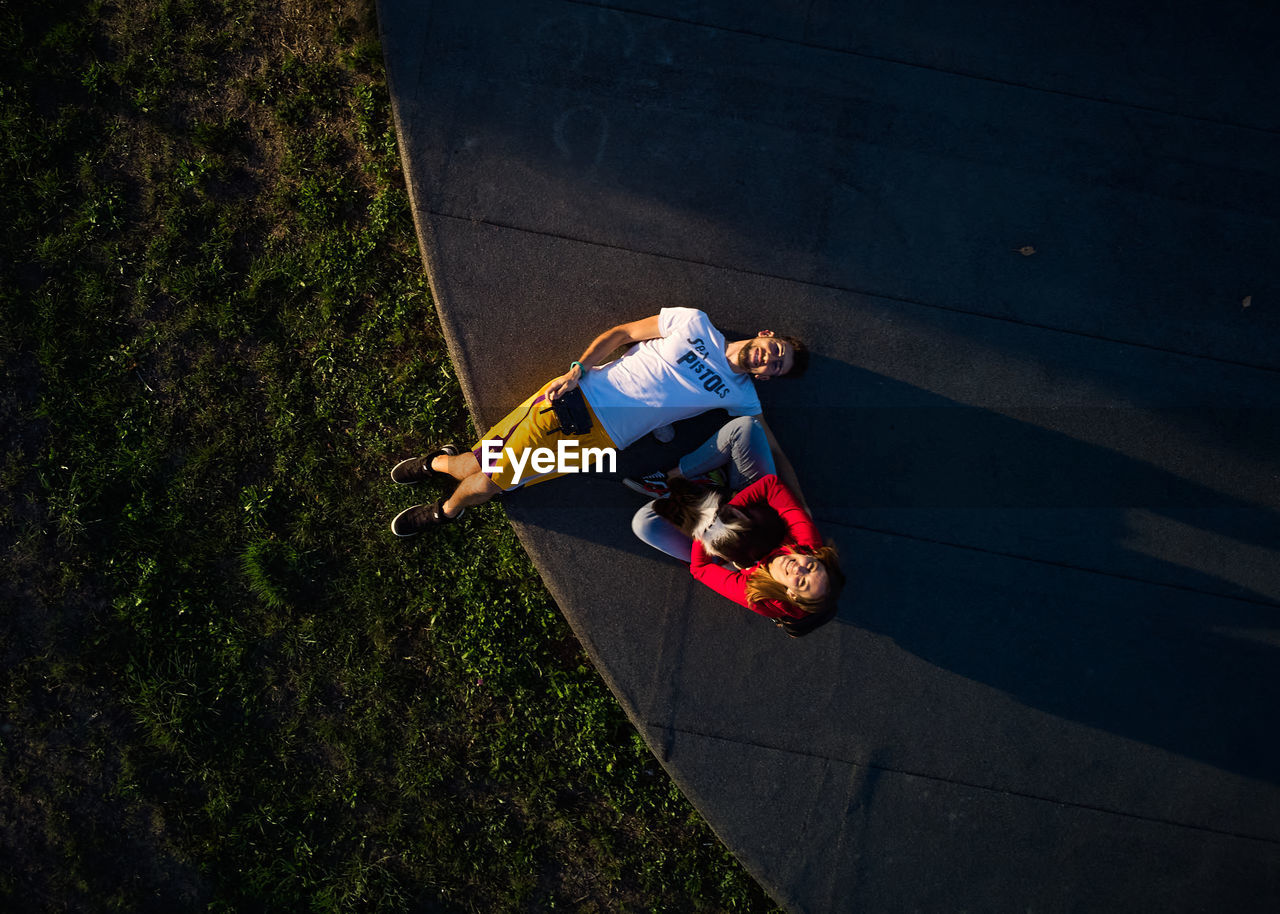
[377, 1, 1280, 909]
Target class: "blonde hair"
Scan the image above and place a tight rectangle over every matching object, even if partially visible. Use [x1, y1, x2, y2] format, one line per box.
[746, 544, 844, 614]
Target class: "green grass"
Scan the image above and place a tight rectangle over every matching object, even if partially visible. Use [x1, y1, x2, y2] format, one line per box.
[0, 0, 777, 910]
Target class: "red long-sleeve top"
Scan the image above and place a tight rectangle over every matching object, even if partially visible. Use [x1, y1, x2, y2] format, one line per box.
[689, 474, 822, 619]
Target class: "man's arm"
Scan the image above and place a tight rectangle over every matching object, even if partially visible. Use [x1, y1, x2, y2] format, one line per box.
[545, 314, 663, 400]
[752, 413, 810, 513]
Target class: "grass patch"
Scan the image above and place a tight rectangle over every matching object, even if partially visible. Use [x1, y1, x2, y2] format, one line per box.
[0, 0, 777, 910]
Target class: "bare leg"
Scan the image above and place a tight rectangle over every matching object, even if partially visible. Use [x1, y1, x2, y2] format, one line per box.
[441, 471, 500, 517]
[432, 450, 480, 480]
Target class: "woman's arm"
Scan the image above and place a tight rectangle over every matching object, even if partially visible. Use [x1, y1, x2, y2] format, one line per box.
[690, 540, 753, 609]
[690, 541, 799, 620]
[733, 474, 822, 549]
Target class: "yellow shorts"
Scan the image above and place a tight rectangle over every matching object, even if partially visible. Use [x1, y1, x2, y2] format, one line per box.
[471, 379, 618, 491]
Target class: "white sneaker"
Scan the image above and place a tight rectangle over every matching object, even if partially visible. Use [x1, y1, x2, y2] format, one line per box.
[652, 423, 675, 443]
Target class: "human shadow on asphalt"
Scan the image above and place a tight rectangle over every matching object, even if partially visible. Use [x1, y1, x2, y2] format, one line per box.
[505, 357, 1280, 786]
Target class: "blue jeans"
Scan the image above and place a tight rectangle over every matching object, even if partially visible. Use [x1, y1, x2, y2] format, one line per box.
[631, 416, 776, 561]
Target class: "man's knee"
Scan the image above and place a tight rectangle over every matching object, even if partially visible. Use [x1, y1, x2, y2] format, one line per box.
[455, 450, 482, 478]
[446, 470, 502, 512]
[461, 472, 501, 499]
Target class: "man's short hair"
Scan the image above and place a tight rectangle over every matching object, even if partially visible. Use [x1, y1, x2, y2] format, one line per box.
[778, 335, 808, 378]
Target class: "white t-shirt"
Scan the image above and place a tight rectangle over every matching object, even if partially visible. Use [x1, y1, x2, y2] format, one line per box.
[579, 308, 761, 449]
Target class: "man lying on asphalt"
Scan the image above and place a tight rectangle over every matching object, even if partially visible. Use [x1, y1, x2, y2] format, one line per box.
[389, 307, 806, 536]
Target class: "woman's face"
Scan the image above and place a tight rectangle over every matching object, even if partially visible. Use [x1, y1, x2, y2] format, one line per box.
[768, 550, 829, 601]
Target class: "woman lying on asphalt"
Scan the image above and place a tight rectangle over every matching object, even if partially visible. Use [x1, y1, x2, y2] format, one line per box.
[625, 416, 845, 636]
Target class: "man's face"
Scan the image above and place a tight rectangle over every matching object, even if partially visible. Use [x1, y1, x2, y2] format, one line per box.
[735, 332, 794, 379]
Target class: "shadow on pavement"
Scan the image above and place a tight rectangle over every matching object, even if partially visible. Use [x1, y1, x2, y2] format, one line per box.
[509, 356, 1280, 785]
